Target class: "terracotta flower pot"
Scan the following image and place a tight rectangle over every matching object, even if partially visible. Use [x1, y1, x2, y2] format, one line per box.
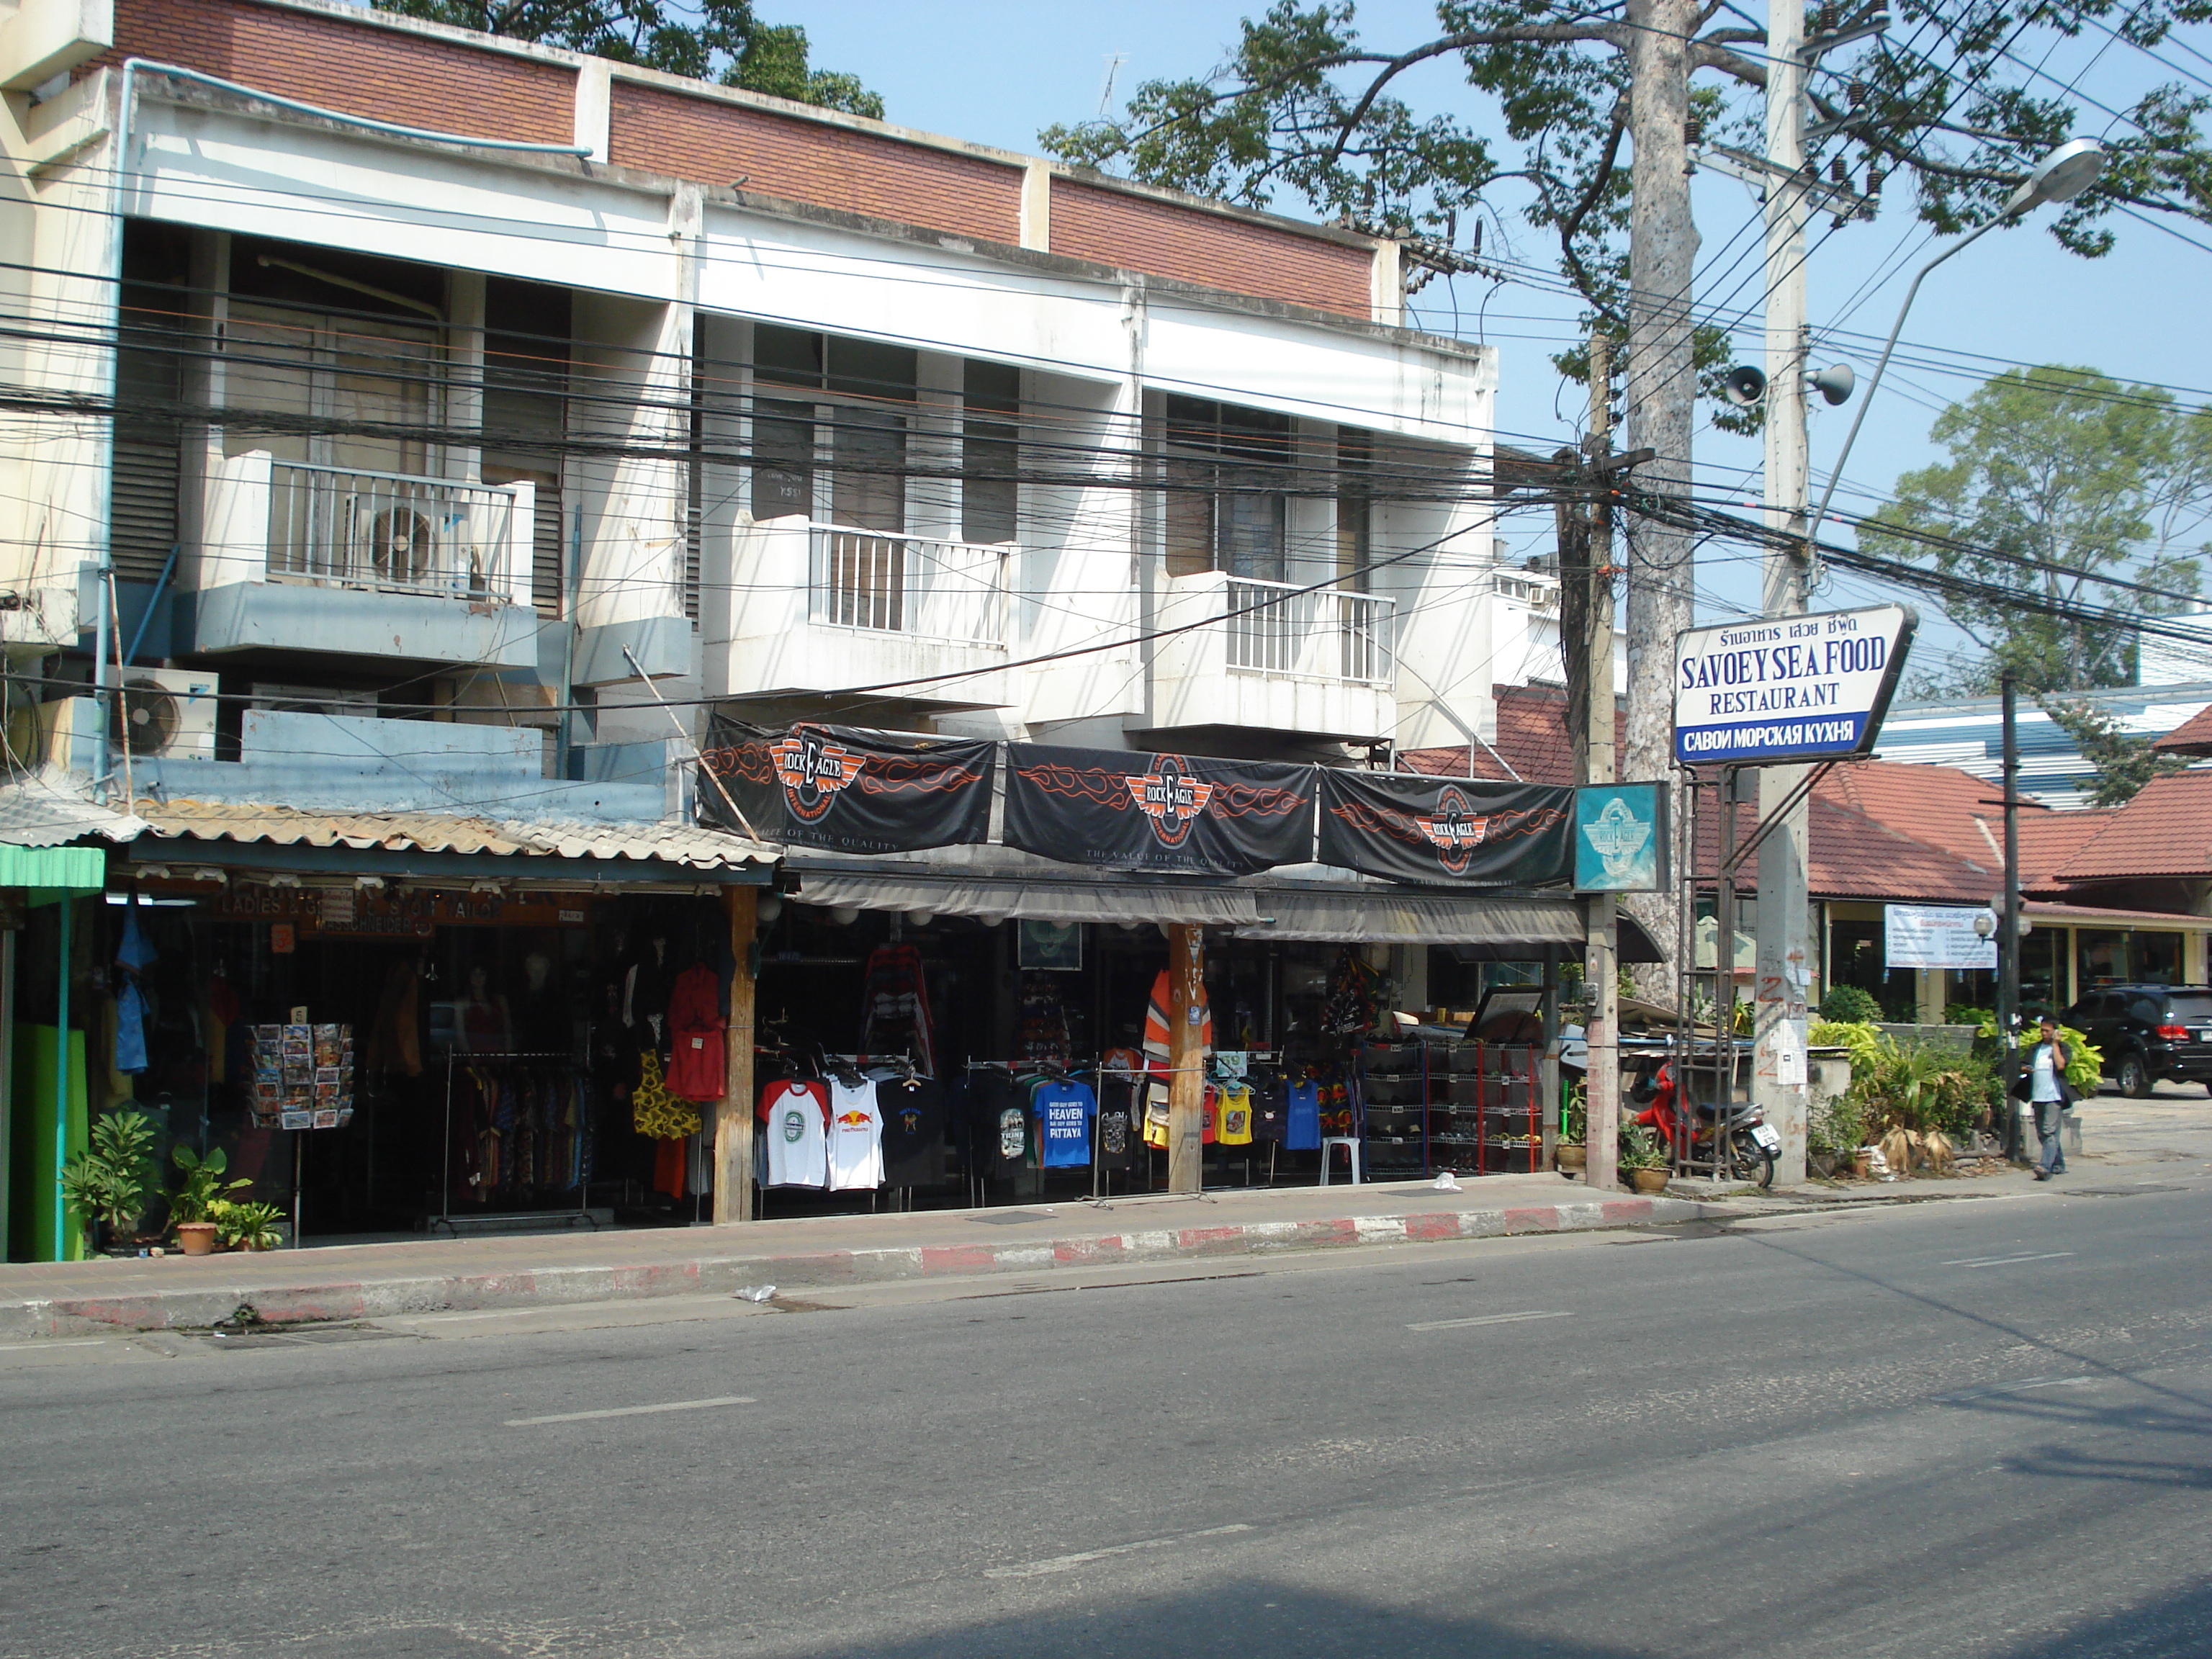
[1851, 1151, 1874, 1181]
[1555, 1145, 1588, 1174]
[175, 1222, 217, 1257]
[1626, 1167, 1670, 1195]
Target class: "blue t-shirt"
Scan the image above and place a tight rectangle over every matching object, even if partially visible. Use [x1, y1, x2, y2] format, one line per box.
[1035, 1079, 1098, 1167]
[1285, 1081, 1322, 1151]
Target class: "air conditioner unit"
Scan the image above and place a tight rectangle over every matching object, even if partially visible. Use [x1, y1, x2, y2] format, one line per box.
[346, 494, 438, 589]
[111, 667, 219, 761]
[17, 694, 99, 773]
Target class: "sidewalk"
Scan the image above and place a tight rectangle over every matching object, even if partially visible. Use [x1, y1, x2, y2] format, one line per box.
[0, 1174, 1731, 1340]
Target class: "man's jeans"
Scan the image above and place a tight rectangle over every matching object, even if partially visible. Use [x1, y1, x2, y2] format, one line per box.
[2036, 1098, 2067, 1174]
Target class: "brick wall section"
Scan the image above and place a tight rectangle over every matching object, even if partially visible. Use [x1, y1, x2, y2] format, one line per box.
[1051, 179, 1372, 318]
[105, 0, 1375, 321]
[608, 81, 1023, 246]
[99, 0, 573, 147]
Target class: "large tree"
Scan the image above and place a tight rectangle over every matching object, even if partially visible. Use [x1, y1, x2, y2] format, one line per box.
[1042, 0, 2212, 962]
[1867, 365, 2210, 695]
[381, 1, 882, 117]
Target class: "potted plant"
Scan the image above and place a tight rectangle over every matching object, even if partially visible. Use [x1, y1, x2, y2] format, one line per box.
[59, 1110, 156, 1256]
[1555, 1084, 1588, 1174]
[1619, 1122, 1671, 1194]
[168, 1146, 251, 1256]
[208, 1199, 286, 1253]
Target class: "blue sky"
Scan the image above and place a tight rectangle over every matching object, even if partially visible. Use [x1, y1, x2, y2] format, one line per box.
[792, 1, 2212, 683]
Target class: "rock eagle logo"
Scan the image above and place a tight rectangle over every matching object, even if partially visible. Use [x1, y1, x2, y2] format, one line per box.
[1414, 784, 1490, 876]
[768, 729, 865, 822]
[1125, 754, 1214, 847]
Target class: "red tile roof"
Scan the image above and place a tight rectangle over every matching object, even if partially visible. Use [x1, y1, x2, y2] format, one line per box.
[2051, 768, 2212, 880]
[1684, 796, 1997, 904]
[1812, 759, 2008, 867]
[2152, 702, 2212, 755]
[1400, 684, 1614, 786]
[2014, 809, 2120, 889]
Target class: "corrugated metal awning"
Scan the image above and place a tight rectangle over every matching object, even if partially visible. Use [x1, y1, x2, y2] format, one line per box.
[96, 799, 777, 884]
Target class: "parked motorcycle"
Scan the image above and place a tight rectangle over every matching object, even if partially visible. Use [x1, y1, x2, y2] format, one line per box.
[1629, 1058, 1779, 1187]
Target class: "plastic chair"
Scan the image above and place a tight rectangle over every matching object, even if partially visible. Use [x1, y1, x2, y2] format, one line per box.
[1318, 1136, 1362, 1184]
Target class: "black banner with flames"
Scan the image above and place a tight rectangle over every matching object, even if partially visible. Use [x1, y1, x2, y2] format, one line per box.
[1316, 771, 1573, 886]
[1002, 744, 1314, 876]
[698, 719, 995, 855]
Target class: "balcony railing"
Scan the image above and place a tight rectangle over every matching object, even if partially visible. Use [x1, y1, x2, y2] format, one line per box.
[1223, 577, 1395, 685]
[267, 462, 514, 598]
[807, 524, 1012, 647]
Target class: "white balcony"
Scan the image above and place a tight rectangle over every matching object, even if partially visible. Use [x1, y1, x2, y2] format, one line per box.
[1152, 571, 1398, 742]
[194, 451, 539, 667]
[712, 518, 1015, 709]
[266, 461, 519, 600]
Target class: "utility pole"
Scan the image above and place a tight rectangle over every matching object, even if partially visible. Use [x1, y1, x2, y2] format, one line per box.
[2000, 673, 2025, 1161]
[1583, 336, 1621, 1195]
[1753, 0, 1815, 1185]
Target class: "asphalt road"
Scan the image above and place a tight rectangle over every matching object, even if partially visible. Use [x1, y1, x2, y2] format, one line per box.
[4, 1173, 2209, 1659]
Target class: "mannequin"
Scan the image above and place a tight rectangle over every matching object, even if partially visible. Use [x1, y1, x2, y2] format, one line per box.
[459, 963, 511, 1053]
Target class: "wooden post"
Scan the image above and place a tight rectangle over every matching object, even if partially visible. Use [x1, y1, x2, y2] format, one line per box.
[1166, 922, 1205, 1195]
[713, 884, 758, 1224]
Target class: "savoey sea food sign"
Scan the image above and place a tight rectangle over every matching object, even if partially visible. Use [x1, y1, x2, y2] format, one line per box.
[1673, 603, 1915, 765]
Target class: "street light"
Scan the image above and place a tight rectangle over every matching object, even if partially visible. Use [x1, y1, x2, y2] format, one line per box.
[1803, 137, 2104, 1164]
[1805, 138, 2108, 541]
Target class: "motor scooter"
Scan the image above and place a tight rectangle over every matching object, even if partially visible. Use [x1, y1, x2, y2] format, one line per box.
[1629, 1057, 1779, 1187]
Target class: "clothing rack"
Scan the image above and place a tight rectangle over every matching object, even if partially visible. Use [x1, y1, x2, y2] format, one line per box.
[435, 1049, 595, 1236]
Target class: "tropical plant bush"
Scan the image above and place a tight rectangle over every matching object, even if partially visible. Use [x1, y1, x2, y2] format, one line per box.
[1819, 985, 1881, 1024]
[1809, 1018, 1881, 1074]
[1619, 1121, 1668, 1170]
[1807, 1091, 1871, 1159]
[1845, 1038, 2005, 1138]
[1944, 1004, 1992, 1028]
[208, 1199, 285, 1252]
[169, 1146, 251, 1228]
[60, 1110, 156, 1245]
[1559, 1080, 1586, 1146]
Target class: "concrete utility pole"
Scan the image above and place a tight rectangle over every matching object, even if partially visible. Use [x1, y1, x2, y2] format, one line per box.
[1753, 0, 1815, 1185]
[1583, 336, 1622, 1195]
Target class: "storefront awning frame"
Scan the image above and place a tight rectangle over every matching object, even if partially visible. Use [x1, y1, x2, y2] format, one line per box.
[789, 868, 1259, 927]
[117, 840, 774, 889]
[1232, 888, 1665, 961]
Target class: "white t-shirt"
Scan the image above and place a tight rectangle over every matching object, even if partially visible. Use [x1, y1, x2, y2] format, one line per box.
[762, 1082, 828, 1188]
[2030, 1043, 2063, 1103]
[825, 1077, 885, 1191]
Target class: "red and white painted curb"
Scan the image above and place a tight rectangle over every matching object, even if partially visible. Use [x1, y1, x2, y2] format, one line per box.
[0, 1194, 1722, 1340]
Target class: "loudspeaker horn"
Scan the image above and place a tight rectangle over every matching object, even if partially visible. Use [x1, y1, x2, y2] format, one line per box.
[1809, 363, 1856, 406]
[1721, 364, 1767, 406]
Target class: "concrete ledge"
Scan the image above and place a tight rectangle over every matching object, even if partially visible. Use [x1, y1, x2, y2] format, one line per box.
[0, 1193, 1724, 1340]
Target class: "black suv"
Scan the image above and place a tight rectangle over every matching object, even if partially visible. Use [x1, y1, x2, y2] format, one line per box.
[2058, 984, 2212, 1097]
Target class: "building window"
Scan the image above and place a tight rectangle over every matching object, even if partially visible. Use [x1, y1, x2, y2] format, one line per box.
[748, 325, 916, 533]
[1336, 427, 1372, 592]
[1161, 395, 1290, 582]
[963, 359, 1020, 545]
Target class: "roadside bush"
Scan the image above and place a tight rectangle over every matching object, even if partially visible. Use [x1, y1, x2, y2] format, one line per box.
[1807, 1091, 1871, 1158]
[1809, 1018, 1881, 1076]
[1944, 1004, 1992, 1028]
[1819, 984, 1881, 1024]
[1846, 1037, 2003, 1138]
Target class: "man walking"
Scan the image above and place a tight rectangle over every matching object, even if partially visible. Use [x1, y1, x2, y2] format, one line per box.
[2018, 1015, 2075, 1181]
